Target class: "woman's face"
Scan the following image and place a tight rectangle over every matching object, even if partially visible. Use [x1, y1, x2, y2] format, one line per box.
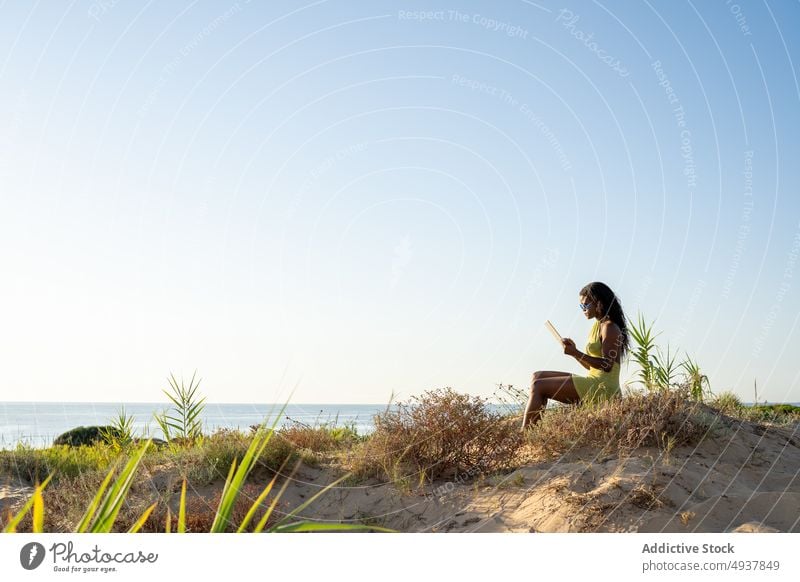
[579, 294, 601, 319]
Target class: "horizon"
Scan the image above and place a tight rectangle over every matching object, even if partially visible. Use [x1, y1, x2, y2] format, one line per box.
[1, 395, 796, 406]
[1, 1, 799, 404]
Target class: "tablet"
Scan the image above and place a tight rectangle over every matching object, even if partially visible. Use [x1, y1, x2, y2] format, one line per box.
[545, 320, 563, 345]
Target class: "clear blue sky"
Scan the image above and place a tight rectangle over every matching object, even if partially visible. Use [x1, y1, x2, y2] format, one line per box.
[0, 0, 798, 404]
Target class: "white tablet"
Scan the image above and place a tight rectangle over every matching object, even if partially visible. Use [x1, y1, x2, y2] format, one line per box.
[545, 320, 563, 346]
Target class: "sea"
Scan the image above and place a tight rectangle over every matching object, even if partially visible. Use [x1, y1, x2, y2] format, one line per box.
[0, 402, 401, 449]
[1, 400, 791, 450]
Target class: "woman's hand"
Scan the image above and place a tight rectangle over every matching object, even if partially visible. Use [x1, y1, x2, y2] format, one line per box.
[562, 338, 578, 357]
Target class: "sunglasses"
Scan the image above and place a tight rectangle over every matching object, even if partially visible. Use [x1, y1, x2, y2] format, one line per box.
[579, 302, 593, 311]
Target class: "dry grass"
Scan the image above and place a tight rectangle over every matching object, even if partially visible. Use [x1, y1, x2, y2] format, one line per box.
[348, 388, 522, 482]
[524, 386, 719, 459]
[679, 511, 696, 526]
[628, 483, 666, 510]
[276, 422, 362, 454]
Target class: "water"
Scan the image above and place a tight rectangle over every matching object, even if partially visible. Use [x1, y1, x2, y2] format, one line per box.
[2, 400, 792, 450]
[0, 402, 395, 449]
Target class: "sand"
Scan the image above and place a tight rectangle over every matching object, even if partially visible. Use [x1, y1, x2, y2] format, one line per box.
[265, 416, 800, 533]
[2, 417, 799, 533]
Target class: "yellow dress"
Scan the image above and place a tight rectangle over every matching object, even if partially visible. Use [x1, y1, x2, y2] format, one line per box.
[570, 318, 622, 404]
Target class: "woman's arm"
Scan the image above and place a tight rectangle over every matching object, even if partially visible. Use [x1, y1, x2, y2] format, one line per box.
[563, 338, 614, 372]
[574, 350, 604, 370]
[573, 323, 622, 372]
[574, 351, 592, 370]
[563, 338, 594, 371]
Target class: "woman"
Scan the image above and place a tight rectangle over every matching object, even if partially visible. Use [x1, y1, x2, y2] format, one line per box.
[521, 281, 630, 430]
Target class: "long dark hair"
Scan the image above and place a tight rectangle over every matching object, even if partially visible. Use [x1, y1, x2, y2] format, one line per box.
[579, 281, 630, 360]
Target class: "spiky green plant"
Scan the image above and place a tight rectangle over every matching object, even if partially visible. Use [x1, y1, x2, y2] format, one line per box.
[100, 406, 136, 449]
[652, 344, 680, 392]
[680, 353, 711, 401]
[627, 312, 661, 392]
[154, 370, 206, 442]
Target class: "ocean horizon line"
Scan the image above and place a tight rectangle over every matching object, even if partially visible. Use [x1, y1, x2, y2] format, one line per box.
[2, 399, 797, 406]
[0, 400, 393, 406]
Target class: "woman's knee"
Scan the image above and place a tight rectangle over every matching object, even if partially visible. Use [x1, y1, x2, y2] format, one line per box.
[530, 378, 546, 397]
[533, 377, 574, 399]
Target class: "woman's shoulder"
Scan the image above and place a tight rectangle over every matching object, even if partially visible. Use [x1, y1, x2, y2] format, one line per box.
[599, 318, 622, 334]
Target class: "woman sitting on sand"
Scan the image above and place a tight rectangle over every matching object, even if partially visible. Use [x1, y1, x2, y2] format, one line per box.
[521, 281, 630, 430]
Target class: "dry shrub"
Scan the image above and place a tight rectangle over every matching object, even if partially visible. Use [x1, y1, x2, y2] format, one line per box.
[277, 422, 361, 454]
[527, 386, 715, 458]
[351, 388, 522, 481]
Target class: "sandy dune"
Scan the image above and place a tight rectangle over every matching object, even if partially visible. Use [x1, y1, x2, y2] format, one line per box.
[2, 417, 798, 533]
[270, 416, 800, 533]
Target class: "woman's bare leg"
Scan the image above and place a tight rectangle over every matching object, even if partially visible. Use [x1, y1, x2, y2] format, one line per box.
[521, 372, 576, 430]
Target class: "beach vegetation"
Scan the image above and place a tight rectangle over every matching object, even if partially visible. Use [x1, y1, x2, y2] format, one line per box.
[2, 353, 797, 532]
[492, 382, 527, 415]
[99, 406, 136, 450]
[627, 312, 661, 392]
[708, 390, 742, 414]
[522, 384, 716, 458]
[277, 418, 363, 454]
[154, 370, 206, 443]
[348, 387, 522, 482]
[2, 413, 391, 533]
[627, 312, 713, 400]
[679, 354, 712, 402]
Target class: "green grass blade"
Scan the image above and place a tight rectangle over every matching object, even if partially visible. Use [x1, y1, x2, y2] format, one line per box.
[237, 455, 291, 533]
[76, 466, 118, 532]
[254, 458, 301, 533]
[127, 503, 157, 533]
[210, 402, 288, 532]
[209, 458, 239, 532]
[236, 472, 278, 533]
[268, 472, 352, 532]
[178, 479, 187, 533]
[212, 429, 270, 531]
[32, 487, 44, 533]
[87, 440, 151, 532]
[163, 390, 183, 410]
[2, 475, 52, 533]
[186, 401, 205, 422]
[164, 422, 184, 433]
